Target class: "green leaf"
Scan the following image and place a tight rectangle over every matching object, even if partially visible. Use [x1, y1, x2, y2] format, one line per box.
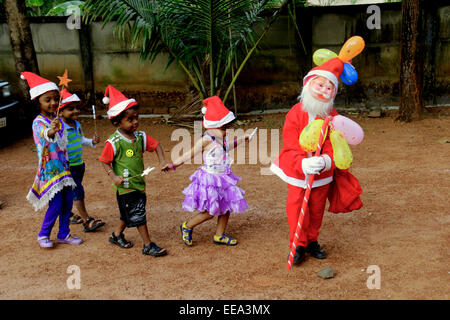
[26, 0, 44, 8]
[83, 0, 277, 99]
[47, 1, 85, 16]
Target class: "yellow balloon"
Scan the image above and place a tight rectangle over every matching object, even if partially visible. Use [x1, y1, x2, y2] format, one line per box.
[338, 36, 365, 62]
[299, 119, 328, 153]
[313, 48, 338, 66]
[330, 130, 353, 169]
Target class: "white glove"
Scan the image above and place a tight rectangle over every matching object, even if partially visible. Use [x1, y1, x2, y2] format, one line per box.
[302, 156, 325, 175]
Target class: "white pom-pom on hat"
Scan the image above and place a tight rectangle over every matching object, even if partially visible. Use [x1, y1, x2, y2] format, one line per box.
[20, 74, 26, 80]
[201, 106, 207, 114]
[102, 96, 110, 104]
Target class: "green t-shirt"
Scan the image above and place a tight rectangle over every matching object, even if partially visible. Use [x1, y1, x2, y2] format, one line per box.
[102, 130, 157, 195]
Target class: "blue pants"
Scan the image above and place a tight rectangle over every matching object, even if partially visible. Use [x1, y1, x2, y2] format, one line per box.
[70, 163, 85, 201]
[38, 187, 73, 239]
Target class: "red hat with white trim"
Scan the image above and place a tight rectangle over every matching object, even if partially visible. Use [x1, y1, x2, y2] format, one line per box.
[58, 88, 81, 110]
[303, 57, 344, 91]
[20, 71, 59, 100]
[102, 85, 138, 119]
[201, 96, 235, 129]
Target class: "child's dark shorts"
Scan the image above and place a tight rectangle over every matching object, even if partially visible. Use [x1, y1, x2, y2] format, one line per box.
[70, 163, 85, 201]
[116, 191, 147, 228]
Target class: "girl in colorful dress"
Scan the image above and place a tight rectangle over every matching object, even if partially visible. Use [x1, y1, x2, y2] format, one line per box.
[21, 72, 82, 248]
[163, 96, 253, 246]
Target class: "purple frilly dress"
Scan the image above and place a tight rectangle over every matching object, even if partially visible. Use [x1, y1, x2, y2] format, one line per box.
[182, 134, 249, 216]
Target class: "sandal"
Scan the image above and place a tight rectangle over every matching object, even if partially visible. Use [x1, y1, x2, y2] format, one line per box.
[37, 236, 54, 248]
[70, 214, 83, 225]
[180, 221, 193, 246]
[57, 234, 83, 245]
[213, 234, 237, 246]
[142, 242, 167, 257]
[109, 232, 133, 249]
[83, 217, 105, 232]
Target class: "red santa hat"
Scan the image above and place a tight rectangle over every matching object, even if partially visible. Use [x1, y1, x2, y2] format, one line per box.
[303, 57, 344, 91]
[201, 96, 235, 129]
[102, 85, 138, 119]
[58, 88, 81, 110]
[20, 71, 59, 100]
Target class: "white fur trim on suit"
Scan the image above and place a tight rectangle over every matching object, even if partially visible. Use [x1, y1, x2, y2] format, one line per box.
[203, 111, 235, 129]
[303, 70, 339, 90]
[270, 162, 333, 189]
[29, 82, 59, 100]
[107, 99, 136, 119]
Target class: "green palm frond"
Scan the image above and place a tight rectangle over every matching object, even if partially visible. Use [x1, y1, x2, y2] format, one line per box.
[84, 0, 280, 101]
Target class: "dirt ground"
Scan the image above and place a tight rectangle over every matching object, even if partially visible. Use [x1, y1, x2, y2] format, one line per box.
[0, 109, 448, 300]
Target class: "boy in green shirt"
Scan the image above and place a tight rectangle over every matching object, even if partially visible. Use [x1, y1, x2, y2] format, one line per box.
[99, 85, 168, 257]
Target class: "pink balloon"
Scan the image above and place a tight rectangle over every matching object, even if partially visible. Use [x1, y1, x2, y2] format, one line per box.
[330, 115, 364, 145]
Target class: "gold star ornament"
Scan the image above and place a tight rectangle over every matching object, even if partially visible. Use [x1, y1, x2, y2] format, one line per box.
[57, 69, 72, 87]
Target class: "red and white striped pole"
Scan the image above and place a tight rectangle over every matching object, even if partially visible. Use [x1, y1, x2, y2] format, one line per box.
[287, 116, 331, 270]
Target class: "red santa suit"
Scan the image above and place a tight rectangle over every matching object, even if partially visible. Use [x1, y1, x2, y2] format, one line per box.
[271, 57, 364, 250]
[270, 102, 338, 246]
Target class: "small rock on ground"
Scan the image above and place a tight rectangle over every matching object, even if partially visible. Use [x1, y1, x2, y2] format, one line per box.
[318, 267, 335, 279]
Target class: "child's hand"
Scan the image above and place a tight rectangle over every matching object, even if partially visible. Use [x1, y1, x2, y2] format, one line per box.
[47, 118, 61, 138]
[92, 133, 100, 145]
[161, 162, 170, 173]
[111, 174, 124, 186]
[161, 162, 175, 172]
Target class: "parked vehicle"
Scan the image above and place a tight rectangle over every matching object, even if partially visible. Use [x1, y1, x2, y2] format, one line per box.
[0, 79, 21, 142]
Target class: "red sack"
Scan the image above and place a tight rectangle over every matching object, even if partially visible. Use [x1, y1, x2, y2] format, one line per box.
[328, 169, 363, 213]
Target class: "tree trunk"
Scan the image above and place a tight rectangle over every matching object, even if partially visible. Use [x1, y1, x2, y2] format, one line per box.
[397, 0, 424, 122]
[422, 1, 439, 106]
[78, 21, 95, 108]
[3, 0, 39, 101]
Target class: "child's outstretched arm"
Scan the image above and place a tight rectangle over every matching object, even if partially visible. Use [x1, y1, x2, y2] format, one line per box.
[162, 135, 210, 172]
[154, 143, 168, 169]
[81, 133, 100, 148]
[226, 127, 257, 151]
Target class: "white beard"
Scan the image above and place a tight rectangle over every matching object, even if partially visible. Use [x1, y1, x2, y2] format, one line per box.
[298, 84, 334, 118]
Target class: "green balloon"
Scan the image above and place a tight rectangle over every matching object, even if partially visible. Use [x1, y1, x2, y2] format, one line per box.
[313, 48, 338, 66]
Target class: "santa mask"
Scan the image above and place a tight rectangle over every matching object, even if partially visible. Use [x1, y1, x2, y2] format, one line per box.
[299, 76, 335, 118]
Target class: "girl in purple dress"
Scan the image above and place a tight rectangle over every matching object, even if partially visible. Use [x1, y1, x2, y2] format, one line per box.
[163, 96, 254, 246]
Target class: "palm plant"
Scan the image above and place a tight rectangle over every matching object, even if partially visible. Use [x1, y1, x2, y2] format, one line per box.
[83, 0, 289, 110]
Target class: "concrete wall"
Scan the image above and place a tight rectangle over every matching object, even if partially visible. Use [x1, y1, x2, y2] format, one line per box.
[309, 3, 450, 108]
[0, 3, 449, 114]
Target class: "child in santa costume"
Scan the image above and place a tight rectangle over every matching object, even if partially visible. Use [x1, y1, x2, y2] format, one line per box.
[270, 57, 362, 265]
[58, 89, 105, 232]
[98, 85, 168, 257]
[163, 96, 251, 246]
[21, 72, 82, 248]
